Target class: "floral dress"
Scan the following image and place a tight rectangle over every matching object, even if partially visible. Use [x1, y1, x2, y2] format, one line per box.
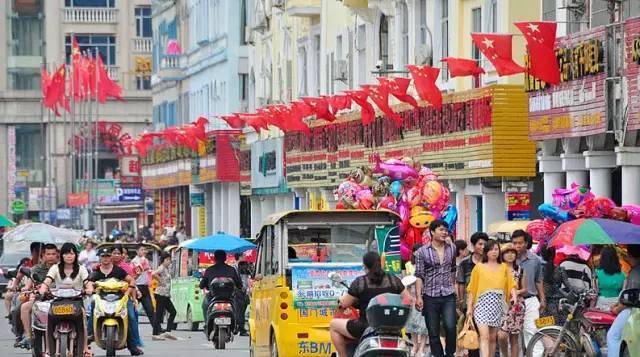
[500, 266, 525, 334]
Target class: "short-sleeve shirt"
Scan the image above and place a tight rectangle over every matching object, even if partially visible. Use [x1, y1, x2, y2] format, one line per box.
[456, 255, 479, 305]
[131, 256, 151, 285]
[348, 273, 404, 324]
[46, 264, 89, 290]
[154, 265, 172, 297]
[32, 263, 54, 283]
[596, 268, 626, 298]
[89, 265, 129, 282]
[517, 251, 543, 298]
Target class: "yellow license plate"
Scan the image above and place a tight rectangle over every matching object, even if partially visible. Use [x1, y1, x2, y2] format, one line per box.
[52, 305, 74, 315]
[535, 316, 555, 328]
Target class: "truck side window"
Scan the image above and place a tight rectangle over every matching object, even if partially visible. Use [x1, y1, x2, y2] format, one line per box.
[269, 225, 280, 275]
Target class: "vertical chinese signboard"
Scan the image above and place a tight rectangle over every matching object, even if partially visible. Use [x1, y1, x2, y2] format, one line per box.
[527, 26, 607, 140]
[625, 17, 640, 131]
[7, 126, 16, 212]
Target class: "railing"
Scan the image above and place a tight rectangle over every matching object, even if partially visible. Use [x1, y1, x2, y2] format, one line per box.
[160, 55, 182, 70]
[107, 66, 119, 81]
[63, 7, 118, 23]
[133, 38, 152, 53]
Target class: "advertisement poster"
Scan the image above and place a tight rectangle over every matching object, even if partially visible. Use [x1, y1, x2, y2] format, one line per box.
[506, 193, 531, 221]
[291, 265, 363, 309]
[375, 226, 402, 275]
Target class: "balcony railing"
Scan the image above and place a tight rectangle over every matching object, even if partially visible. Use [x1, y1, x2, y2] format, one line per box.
[133, 38, 152, 53]
[63, 7, 118, 24]
[286, 0, 321, 17]
[160, 55, 182, 70]
[107, 66, 119, 81]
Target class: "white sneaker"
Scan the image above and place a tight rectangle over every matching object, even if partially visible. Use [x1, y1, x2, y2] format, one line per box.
[152, 335, 166, 341]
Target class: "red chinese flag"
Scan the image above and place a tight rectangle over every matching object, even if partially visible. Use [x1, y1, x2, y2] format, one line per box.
[362, 85, 403, 127]
[345, 90, 376, 125]
[440, 57, 485, 78]
[238, 113, 268, 133]
[406, 65, 443, 110]
[96, 55, 123, 103]
[291, 101, 314, 118]
[377, 77, 419, 109]
[283, 105, 311, 135]
[328, 95, 352, 115]
[470, 33, 524, 76]
[44, 64, 70, 116]
[302, 97, 336, 122]
[220, 114, 245, 129]
[515, 21, 560, 85]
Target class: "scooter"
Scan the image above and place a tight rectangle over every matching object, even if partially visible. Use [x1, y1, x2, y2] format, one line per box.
[47, 288, 85, 357]
[329, 273, 412, 357]
[92, 279, 129, 356]
[205, 277, 236, 350]
[30, 270, 51, 357]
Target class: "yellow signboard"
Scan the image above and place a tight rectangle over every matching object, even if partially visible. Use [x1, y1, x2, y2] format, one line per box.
[198, 207, 206, 238]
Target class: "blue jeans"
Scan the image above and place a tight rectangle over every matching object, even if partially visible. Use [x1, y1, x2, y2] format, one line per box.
[423, 294, 457, 357]
[607, 308, 631, 357]
[87, 299, 142, 349]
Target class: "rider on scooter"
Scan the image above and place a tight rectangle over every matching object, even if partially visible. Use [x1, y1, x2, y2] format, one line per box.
[329, 251, 410, 357]
[199, 250, 242, 320]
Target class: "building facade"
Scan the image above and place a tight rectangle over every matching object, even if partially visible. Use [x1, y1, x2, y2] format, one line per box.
[146, 0, 250, 238]
[0, 0, 153, 227]
[532, 0, 640, 206]
[245, 0, 539, 238]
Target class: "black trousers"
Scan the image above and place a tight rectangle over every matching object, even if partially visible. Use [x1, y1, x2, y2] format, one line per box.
[234, 291, 248, 333]
[154, 294, 176, 333]
[137, 285, 161, 334]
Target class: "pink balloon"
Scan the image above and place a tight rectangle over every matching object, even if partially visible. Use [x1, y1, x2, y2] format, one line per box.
[355, 189, 375, 210]
[372, 153, 419, 181]
[622, 205, 640, 225]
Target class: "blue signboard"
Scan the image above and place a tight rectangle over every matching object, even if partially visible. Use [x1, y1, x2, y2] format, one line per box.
[117, 187, 143, 202]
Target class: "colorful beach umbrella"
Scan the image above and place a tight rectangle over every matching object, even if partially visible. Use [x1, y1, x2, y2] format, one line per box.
[549, 218, 640, 247]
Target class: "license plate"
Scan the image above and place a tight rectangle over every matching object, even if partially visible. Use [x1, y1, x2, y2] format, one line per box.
[214, 317, 231, 325]
[535, 316, 555, 328]
[52, 305, 74, 315]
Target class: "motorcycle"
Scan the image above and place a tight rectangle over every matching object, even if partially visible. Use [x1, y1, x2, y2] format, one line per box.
[92, 279, 130, 356]
[205, 277, 236, 349]
[30, 270, 51, 357]
[526, 269, 616, 357]
[47, 288, 85, 357]
[329, 273, 412, 357]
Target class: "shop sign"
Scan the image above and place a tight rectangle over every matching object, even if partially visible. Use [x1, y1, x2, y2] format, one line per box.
[67, 192, 89, 207]
[120, 156, 141, 177]
[239, 142, 252, 196]
[527, 26, 607, 140]
[625, 17, 640, 130]
[375, 226, 401, 275]
[506, 192, 531, 221]
[251, 137, 286, 191]
[7, 127, 16, 210]
[117, 187, 143, 202]
[190, 192, 205, 207]
[10, 199, 26, 215]
[28, 187, 57, 211]
[198, 207, 206, 237]
[285, 85, 534, 186]
[56, 208, 72, 220]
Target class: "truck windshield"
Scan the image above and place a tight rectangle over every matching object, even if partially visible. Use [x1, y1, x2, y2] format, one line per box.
[287, 225, 376, 263]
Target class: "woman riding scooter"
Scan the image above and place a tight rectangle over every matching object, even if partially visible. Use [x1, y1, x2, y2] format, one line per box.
[329, 251, 410, 357]
[39, 243, 92, 357]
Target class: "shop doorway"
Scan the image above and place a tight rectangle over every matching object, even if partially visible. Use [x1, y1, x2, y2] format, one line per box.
[103, 218, 137, 236]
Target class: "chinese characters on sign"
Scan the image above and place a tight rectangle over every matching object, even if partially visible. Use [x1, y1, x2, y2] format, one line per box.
[291, 265, 363, 309]
[506, 193, 531, 221]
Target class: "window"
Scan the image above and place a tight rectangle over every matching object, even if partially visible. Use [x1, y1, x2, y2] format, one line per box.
[336, 35, 343, 60]
[379, 15, 389, 70]
[240, 74, 249, 101]
[542, 0, 556, 21]
[400, 2, 409, 71]
[240, 0, 248, 44]
[9, 71, 40, 90]
[441, 0, 449, 80]
[136, 75, 151, 90]
[65, 0, 115, 7]
[135, 7, 152, 38]
[490, 0, 498, 32]
[471, 8, 481, 60]
[298, 45, 308, 96]
[65, 35, 116, 66]
[287, 225, 377, 263]
[314, 34, 321, 95]
[419, 0, 428, 44]
[356, 24, 367, 85]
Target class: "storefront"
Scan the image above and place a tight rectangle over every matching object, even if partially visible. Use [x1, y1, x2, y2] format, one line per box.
[141, 131, 243, 238]
[530, 18, 640, 206]
[249, 137, 295, 237]
[284, 84, 536, 239]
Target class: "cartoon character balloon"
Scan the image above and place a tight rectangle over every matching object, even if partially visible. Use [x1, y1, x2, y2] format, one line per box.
[372, 153, 419, 181]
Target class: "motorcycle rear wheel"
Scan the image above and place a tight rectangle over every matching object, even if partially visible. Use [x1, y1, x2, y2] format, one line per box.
[217, 327, 226, 350]
[31, 330, 44, 357]
[59, 332, 68, 357]
[105, 326, 117, 356]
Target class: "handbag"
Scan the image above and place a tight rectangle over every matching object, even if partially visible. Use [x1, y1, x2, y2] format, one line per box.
[457, 316, 480, 350]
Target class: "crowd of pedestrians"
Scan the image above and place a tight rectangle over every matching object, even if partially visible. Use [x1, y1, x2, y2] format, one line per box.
[402, 220, 640, 357]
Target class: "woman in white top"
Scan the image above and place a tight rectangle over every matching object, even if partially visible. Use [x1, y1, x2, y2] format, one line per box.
[78, 240, 98, 270]
[40, 243, 91, 357]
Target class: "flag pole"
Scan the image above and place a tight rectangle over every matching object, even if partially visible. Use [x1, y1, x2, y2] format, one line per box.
[40, 59, 47, 222]
[50, 62, 58, 221]
[86, 50, 94, 229]
[92, 46, 100, 230]
[70, 35, 77, 205]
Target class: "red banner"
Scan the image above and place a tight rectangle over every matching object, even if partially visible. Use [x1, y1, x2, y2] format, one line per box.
[67, 192, 89, 207]
[506, 193, 531, 211]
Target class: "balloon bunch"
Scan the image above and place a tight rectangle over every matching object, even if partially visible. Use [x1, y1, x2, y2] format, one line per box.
[334, 153, 458, 261]
[532, 182, 640, 247]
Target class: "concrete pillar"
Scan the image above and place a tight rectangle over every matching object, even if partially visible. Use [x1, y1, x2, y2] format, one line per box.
[250, 195, 262, 238]
[616, 147, 640, 205]
[482, 190, 505, 229]
[583, 151, 616, 198]
[227, 183, 240, 236]
[539, 155, 565, 203]
[467, 196, 478, 234]
[561, 153, 588, 187]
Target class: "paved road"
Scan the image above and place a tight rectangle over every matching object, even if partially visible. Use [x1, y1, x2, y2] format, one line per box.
[0, 312, 250, 357]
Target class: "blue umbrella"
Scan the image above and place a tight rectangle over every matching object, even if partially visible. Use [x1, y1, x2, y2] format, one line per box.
[179, 232, 256, 253]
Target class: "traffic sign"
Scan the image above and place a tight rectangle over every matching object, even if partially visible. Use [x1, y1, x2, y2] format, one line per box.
[117, 187, 143, 202]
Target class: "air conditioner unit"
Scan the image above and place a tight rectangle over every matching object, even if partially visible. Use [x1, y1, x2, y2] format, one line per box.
[415, 44, 432, 66]
[332, 59, 348, 82]
[272, 0, 285, 8]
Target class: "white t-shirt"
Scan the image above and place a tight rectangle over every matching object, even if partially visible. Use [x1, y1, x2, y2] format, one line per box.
[47, 264, 90, 291]
[131, 256, 150, 285]
[78, 249, 98, 269]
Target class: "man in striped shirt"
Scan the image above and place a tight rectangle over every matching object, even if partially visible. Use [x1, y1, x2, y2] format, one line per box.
[415, 219, 458, 357]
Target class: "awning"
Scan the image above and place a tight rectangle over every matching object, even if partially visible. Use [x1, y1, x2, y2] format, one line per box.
[94, 204, 144, 215]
